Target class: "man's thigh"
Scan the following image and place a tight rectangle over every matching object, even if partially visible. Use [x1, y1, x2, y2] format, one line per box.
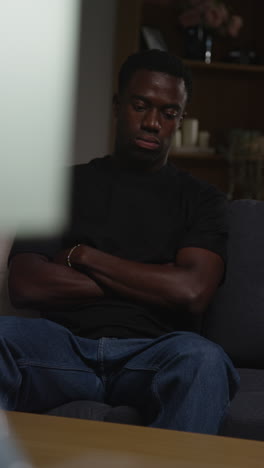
[0, 316, 104, 411]
[106, 332, 237, 423]
[105, 332, 187, 416]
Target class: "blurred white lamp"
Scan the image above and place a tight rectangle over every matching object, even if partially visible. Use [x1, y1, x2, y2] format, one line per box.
[0, 0, 81, 235]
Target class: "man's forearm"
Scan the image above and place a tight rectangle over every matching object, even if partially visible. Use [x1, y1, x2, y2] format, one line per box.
[70, 245, 206, 312]
[8, 253, 104, 310]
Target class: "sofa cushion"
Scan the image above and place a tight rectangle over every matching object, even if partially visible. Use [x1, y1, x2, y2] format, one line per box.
[46, 400, 143, 425]
[221, 369, 264, 441]
[46, 400, 112, 421]
[203, 199, 264, 367]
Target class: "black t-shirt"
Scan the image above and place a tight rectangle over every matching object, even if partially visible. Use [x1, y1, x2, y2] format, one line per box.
[9, 156, 228, 338]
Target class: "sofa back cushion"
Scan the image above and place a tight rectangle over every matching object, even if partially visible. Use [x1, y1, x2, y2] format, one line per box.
[203, 199, 264, 368]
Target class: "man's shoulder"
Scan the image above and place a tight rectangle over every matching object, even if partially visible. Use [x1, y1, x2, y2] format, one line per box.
[71, 155, 111, 176]
[166, 162, 226, 199]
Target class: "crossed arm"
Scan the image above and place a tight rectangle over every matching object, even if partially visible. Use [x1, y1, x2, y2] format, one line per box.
[8, 243, 224, 315]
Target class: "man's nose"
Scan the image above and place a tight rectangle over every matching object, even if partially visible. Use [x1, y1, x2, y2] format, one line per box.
[141, 108, 161, 132]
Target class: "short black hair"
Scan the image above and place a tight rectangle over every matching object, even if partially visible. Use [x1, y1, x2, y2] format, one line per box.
[118, 49, 192, 102]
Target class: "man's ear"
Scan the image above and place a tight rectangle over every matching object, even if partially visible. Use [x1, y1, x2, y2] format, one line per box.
[113, 93, 119, 118]
[178, 111, 187, 129]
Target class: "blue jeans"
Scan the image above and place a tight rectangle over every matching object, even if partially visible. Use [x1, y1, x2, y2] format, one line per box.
[0, 316, 239, 434]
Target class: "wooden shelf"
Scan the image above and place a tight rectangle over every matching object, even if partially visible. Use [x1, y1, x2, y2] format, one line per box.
[184, 60, 264, 73]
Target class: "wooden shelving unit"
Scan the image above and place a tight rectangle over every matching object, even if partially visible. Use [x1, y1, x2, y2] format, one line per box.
[114, 0, 264, 195]
[184, 60, 264, 74]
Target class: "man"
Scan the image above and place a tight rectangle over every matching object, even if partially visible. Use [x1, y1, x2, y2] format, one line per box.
[4, 49, 239, 434]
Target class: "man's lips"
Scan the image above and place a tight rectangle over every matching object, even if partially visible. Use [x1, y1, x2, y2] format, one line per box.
[134, 136, 160, 150]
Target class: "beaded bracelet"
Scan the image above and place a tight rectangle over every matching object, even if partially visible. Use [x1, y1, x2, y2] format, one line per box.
[67, 244, 81, 267]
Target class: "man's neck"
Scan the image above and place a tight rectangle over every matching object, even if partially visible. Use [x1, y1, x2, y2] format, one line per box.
[111, 152, 168, 174]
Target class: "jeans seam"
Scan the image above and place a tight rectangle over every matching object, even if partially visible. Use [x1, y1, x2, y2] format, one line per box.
[124, 364, 159, 372]
[18, 360, 94, 373]
[149, 370, 164, 424]
[98, 338, 106, 382]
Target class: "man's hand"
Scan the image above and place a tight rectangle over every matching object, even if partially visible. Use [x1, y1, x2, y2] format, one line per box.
[53, 247, 76, 267]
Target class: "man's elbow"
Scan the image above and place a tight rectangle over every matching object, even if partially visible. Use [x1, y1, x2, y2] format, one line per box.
[9, 288, 30, 309]
[187, 289, 209, 315]
[8, 278, 39, 309]
[166, 285, 211, 316]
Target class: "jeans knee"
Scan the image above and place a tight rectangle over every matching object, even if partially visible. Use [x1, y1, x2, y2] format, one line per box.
[164, 334, 231, 377]
[192, 340, 227, 369]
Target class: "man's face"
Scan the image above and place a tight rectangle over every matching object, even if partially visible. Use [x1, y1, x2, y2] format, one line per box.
[113, 69, 187, 170]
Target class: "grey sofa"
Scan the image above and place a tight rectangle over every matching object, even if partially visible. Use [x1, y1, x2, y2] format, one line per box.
[44, 199, 264, 441]
[204, 199, 264, 440]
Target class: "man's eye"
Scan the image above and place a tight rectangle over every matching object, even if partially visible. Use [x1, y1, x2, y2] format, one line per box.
[164, 111, 178, 120]
[133, 103, 146, 112]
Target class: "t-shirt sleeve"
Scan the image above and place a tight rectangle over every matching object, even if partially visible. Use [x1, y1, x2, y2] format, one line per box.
[8, 236, 63, 265]
[178, 184, 228, 263]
